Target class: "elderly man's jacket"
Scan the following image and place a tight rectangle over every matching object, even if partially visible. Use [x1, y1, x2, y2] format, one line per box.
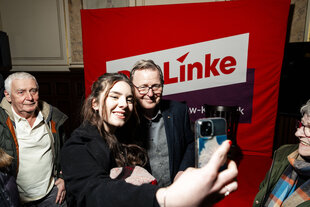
[0, 98, 68, 177]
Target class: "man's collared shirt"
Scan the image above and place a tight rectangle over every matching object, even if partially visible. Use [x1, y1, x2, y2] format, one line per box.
[12, 107, 54, 202]
[146, 110, 171, 187]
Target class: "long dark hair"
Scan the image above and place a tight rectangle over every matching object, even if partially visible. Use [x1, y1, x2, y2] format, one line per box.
[82, 73, 147, 167]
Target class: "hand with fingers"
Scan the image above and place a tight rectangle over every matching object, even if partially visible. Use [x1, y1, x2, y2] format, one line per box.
[156, 140, 238, 207]
[55, 178, 66, 204]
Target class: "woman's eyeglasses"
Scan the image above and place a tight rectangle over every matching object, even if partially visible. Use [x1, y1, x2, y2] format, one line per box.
[296, 120, 310, 138]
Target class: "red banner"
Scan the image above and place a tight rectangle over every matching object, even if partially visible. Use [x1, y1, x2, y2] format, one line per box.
[81, 0, 290, 156]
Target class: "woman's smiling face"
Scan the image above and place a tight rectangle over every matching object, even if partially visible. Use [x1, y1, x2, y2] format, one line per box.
[92, 81, 134, 133]
[296, 114, 310, 159]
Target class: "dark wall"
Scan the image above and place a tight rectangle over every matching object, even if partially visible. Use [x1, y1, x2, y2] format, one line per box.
[273, 42, 310, 150]
[0, 31, 12, 71]
[277, 42, 310, 115]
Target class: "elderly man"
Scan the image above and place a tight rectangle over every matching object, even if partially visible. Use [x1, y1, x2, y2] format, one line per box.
[130, 59, 195, 187]
[0, 72, 67, 206]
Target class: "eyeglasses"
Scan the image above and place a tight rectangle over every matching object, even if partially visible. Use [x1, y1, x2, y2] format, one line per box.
[134, 84, 163, 95]
[296, 120, 310, 138]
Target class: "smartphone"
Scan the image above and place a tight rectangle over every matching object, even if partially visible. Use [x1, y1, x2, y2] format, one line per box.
[195, 117, 227, 168]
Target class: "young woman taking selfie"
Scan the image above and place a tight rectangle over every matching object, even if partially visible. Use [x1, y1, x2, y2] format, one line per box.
[60, 73, 238, 207]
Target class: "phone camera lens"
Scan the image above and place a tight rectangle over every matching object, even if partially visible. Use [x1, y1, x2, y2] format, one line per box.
[201, 121, 212, 136]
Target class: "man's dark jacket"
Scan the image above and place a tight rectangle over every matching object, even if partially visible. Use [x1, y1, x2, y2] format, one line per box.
[137, 99, 195, 182]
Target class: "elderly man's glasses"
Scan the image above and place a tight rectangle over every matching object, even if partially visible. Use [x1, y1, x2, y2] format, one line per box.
[134, 84, 162, 95]
[296, 120, 310, 138]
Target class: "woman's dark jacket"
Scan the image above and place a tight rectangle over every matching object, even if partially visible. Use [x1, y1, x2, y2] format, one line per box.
[61, 122, 160, 207]
[253, 144, 310, 207]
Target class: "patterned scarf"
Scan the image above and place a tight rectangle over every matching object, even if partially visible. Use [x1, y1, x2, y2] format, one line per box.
[265, 150, 310, 207]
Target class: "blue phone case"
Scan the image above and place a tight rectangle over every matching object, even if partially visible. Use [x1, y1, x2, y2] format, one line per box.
[195, 118, 227, 168]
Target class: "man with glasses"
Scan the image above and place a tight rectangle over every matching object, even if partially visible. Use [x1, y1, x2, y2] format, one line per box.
[253, 99, 310, 207]
[130, 59, 194, 187]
